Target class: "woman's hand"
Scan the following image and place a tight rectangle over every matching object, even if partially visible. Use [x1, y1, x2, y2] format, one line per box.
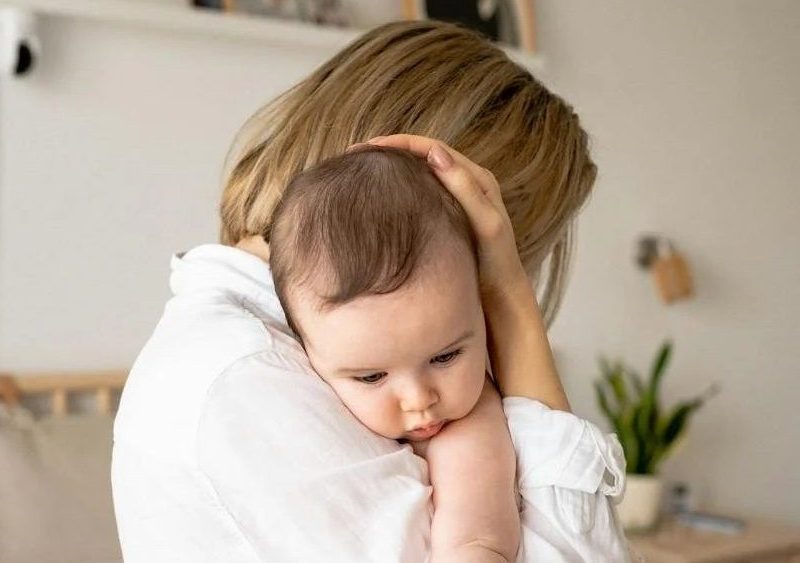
[350, 135, 529, 301]
[349, 135, 570, 411]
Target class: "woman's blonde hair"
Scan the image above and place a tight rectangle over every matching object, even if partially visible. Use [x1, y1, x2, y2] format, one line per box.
[220, 20, 596, 326]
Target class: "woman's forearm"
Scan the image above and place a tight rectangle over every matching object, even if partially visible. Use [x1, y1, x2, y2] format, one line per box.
[483, 279, 571, 412]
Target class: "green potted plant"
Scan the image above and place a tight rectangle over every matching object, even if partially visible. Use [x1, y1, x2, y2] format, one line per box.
[594, 340, 718, 532]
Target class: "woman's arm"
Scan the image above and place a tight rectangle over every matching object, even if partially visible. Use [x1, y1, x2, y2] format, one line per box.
[482, 280, 570, 410]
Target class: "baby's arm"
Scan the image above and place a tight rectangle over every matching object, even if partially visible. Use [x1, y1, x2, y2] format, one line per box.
[419, 376, 519, 563]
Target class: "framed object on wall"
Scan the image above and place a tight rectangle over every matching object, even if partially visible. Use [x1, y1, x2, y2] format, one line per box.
[192, 0, 350, 27]
[402, 0, 536, 52]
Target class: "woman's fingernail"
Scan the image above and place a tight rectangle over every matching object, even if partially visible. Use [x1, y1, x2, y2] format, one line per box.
[367, 135, 388, 143]
[427, 145, 454, 170]
[345, 142, 369, 152]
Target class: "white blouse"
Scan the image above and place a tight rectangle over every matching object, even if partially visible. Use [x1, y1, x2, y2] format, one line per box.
[111, 244, 630, 562]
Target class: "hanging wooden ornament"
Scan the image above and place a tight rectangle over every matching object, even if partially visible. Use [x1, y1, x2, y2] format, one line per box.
[651, 239, 694, 304]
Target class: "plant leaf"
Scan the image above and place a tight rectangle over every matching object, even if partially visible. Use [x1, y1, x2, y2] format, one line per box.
[651, 399, 701, 469]
[650, 340, 672, 394]
[631, 404, 650, 473]
[630, 341, 671, 471]
[627, 369, 645, 398]
[594, 381, 617, 422]
[617, 407, 639, 473]
[605, 364, 630, 410]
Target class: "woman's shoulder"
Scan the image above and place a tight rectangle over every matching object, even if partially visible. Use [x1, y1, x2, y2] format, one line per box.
[198, 347, 415, 471]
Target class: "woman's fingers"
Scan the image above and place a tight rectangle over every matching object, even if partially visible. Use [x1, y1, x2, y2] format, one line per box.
[434, 165, 495, 239]
[352, 134, 510, 242]
[346, 134, 527, 296]
[364, 134, 505, 211]
[365, 133, 445, 158]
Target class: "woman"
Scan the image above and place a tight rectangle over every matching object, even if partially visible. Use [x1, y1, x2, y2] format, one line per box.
[112, 20, 627, 562]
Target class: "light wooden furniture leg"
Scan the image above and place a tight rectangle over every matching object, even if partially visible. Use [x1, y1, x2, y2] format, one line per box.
[52, 388, 68, 417]
[96, 387, 112, 415]
[0, 371, 126, 416]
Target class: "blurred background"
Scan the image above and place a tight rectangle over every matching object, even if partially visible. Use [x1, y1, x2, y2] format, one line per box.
[0, 1, 798, 561]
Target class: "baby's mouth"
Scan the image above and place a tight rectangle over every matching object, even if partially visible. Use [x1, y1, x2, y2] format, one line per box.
[407, 420, 446, 440]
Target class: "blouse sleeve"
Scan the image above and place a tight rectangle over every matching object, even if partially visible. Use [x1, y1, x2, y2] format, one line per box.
[503, 397, 632, 563]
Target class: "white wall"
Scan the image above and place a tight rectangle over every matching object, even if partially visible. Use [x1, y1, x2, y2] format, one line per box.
[1, 1, 798, 523]
[0, 11, 347, 370]
[538, 1, 800, 524]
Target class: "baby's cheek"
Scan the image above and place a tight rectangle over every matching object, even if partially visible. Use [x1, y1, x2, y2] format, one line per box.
[453, 362, 487, 417]
[349, 393, 398, 437]
[469, 368, 486, 406]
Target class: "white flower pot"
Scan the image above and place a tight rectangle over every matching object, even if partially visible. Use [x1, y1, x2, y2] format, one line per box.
[617, 474, 663, 532]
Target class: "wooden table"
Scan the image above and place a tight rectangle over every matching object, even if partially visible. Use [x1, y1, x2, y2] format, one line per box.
[627, 518, 800, 562]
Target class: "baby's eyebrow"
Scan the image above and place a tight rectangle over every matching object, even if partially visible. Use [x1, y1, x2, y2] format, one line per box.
[433, 330, 474, 355]
[334, 330, 475, 375]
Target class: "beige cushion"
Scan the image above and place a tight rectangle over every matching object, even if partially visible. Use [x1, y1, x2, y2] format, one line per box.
[0, 405, 122, 563]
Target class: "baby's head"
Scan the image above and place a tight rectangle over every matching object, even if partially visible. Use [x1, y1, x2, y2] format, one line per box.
[269, 145, 487, 441]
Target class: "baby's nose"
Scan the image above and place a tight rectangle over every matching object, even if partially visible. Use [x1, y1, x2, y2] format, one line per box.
[399, 380, 438, 413]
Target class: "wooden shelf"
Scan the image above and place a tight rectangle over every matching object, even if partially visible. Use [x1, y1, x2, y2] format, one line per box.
[1, 0, 543, 69]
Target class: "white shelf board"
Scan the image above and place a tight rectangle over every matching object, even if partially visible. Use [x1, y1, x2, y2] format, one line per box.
[1, 0, 543, 69]
[2, 0, 358, 50]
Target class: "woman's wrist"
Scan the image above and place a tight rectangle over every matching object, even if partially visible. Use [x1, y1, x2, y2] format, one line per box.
[481, 269, 537, 331]
[480, 261, 531, 305]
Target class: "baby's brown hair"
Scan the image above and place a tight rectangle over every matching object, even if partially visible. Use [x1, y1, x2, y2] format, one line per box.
[269, 145, 476, 336]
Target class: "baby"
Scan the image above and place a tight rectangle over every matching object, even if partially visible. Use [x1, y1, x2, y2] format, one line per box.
[269, 145, 520, 562]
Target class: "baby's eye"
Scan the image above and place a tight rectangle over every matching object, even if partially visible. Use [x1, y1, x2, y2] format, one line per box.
[356, 372, 387, 384]
[431, 349, 463, 365]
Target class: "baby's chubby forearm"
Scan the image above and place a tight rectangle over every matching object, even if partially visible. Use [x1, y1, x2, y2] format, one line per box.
[432, 543, 512, 563]
[421, 377, 520, 563]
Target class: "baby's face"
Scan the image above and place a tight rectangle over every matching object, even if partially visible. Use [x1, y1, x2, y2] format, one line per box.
[291, 241, 486, 441]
